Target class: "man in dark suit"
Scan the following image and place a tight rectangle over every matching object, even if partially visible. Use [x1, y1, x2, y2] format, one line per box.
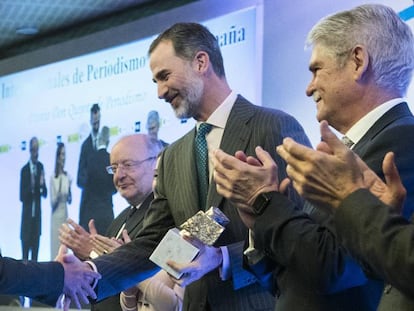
[146, 110, 169, 149]
[60, 134, 162, 311]
[59, 22, 311, 310]
[0, 247, 99, 308]
[78, 103, 101, 231]
[83, 126, 117, 234]
[212, 4, 414, 311]
[276, 120, 414, 310]
[19, 136, 47, 261]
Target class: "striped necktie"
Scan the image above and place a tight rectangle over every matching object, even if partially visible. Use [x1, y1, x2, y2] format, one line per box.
[341, 136, 354, 148]
[195, 123, 212, 210]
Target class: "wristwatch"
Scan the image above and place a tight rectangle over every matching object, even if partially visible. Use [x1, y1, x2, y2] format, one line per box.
[252, 191, 275, 215]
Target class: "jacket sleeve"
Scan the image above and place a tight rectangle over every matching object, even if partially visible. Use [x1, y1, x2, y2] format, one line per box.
[335, 188, 414, 298]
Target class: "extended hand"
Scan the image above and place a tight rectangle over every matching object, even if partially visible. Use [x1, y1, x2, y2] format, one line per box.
[55, 245, 101, 309]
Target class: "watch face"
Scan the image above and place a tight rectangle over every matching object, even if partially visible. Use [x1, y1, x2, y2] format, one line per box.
[253, 192, 272, 215]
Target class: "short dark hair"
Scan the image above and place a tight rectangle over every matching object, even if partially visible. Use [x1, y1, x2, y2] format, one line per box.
[91, 103, 100, 114]
[149, 22, 226, 78]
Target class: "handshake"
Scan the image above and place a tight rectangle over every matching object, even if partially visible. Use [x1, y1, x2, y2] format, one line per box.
[54, 245, 101, 310]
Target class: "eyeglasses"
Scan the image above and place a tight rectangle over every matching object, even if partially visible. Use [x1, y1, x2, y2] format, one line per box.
[106, 157, 156, 175]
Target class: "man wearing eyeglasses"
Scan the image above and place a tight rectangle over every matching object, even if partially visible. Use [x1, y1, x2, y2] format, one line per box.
[60, 133, 164, 311]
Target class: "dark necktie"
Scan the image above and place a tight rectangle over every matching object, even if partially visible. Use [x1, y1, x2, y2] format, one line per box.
[195, 123, 213, 210]
[115, 206, 137, 239]
[341, 136, 354, 148]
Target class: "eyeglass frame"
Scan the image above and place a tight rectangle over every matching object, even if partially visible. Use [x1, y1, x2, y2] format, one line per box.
[106, 156, 156, 175]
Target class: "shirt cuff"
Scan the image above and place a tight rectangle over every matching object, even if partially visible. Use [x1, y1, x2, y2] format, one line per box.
[219, 246, 231, 280]
[243, 230, 265, 265]
[85, 260, 99, 289]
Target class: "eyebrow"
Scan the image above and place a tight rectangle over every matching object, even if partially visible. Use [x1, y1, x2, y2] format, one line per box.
[153, 69, 169, 83]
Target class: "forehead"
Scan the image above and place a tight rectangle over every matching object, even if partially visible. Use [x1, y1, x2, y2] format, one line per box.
[110, 139, 147, 161]
[309, 44, 336, 68]
[149, 40, 186, 74]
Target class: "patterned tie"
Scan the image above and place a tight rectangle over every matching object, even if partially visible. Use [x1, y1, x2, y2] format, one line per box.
[195, 123, 213, 210]
[341, 136, 354, 148]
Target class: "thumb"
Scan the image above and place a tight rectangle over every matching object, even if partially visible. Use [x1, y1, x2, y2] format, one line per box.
[89, 219, 98, 235]
[122, 230, 131, 243]
[319, 120, 345, 155]
[382, 152, 406, 211]
[255, 146, 274, 167]
[55, 244, 68, 260]
[382, 152, 401, 185]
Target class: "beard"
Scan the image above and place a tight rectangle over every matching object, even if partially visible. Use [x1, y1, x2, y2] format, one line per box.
[173, 74, 204, 119]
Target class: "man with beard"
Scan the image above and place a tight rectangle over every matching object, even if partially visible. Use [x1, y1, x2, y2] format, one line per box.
[61, 22, 311, 311]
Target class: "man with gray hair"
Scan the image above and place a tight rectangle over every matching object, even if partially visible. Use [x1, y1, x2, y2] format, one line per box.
[213, 4, 414, 310]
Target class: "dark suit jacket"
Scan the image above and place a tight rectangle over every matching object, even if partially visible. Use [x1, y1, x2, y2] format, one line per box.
[0, 255, 63, 306]
[253, 102, 414, 310]
[77, 134, 94, 189]
[80, 148, 116, 233]
[91, 194, 154, 311]
[336, 189, 414, 310]
[19, 161, 47, 240]
[92, 95, 311, 311]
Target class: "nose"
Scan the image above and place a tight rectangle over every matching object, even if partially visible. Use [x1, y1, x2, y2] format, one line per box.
[305, 80, 315, 97]
[114, 166, 127, 179]
[157, 82, 168, 100]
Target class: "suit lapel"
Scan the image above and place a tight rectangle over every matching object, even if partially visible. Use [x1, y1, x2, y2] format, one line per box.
[173, 130, 200, 216]
[353, 102, 412, 156]
[125, 193, 154, 234]
[207, 96, 255, 208]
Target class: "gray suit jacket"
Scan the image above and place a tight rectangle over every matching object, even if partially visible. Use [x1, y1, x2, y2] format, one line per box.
[253, 102, 414, 310]
[92, 95, 311, 311]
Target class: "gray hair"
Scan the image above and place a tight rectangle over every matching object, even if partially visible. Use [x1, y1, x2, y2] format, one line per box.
[306, 4, 414, 96]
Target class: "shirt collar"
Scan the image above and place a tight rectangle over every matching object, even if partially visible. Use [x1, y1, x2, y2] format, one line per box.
[196, 91, 236, 130]
[345, 98, 404, 145]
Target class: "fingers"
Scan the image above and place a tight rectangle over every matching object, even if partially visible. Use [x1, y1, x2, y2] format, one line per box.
[57, 244, 67, 257]
[63, 296, 71, 311]
[319, 120, 346, 155]
[88, 219, 98, 235]
[62, 253, 77, 264]
[234, 150, 247, 162]
[91, 234, 115, 254]
[279, 178, 291, 195]
[166, 260, 195, 287]
[67, 218, 86, 234]
[254, 146, 273, 166]
[382, 152, 401, 187]
[382, 152, 407, 209]
[122, 229, 131, 243]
